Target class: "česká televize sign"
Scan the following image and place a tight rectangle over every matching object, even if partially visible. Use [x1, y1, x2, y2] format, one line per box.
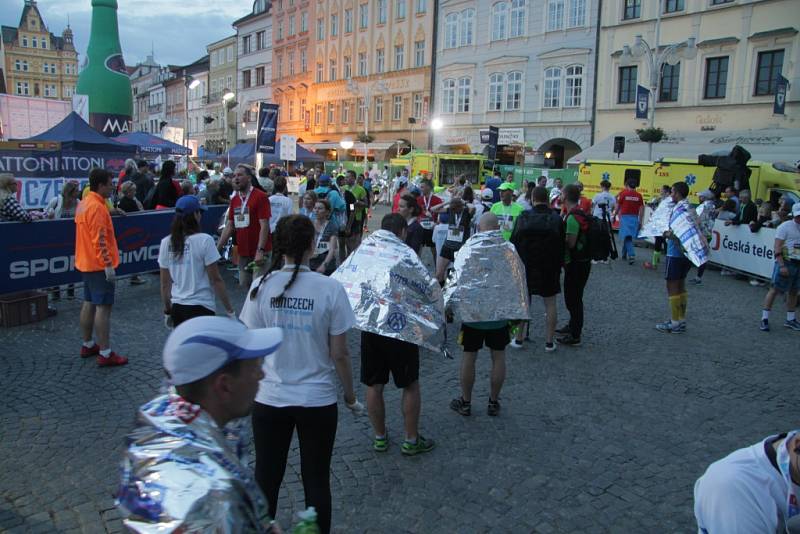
[708, 220, 776, 278]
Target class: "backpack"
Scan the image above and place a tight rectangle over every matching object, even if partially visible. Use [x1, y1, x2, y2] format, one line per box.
[569, 208, 614, 262]
[316, 187, 329, 200]
[512, 209, 563, 269]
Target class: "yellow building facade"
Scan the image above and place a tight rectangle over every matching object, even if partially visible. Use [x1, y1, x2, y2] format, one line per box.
[1, 0, 79, 102]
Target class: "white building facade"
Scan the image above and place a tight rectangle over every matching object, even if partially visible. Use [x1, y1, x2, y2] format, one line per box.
[431, 0, 598, 168]
[233, 0, 273, 143]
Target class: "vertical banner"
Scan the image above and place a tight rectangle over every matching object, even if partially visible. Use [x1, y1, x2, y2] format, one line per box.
[256, 102, 279, 154]
[635, 85, 650, 120]
[280, 135, 297, 162]
[482, 126, 499, 171]
[773, 75, 788, 116]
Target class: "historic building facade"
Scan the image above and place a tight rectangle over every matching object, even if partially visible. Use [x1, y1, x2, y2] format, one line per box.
[234, 0, 273, 144]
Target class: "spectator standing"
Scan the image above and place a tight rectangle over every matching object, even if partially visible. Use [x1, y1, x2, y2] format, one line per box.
[149, 160, 180, 209]
[218, 167, 234, 201]
[732, 189, 758, 226]
[0, 173, 32, 222]
[216, 164, 272, 288]
[398, 194, 424, 254]
[490, 183, 524, 240]
[549, 178, 564, 211]
[75, 168, 127, 366]
[759, 203, 800, 332]
[159, 196, 235, 326]
[46, 180, 80, 300]
[314, 175, 346, 224]
[241, 215, 362, 534]
[198, 178, 223, 205]
[117, 182, 148, 286]
[485, 171, 502, 203]
[644, 185, 671, 270]
[472, 188, 495, 223]
[725, 186, 740, 212]
[298, 191, 318, 219]
[656, 182, 694, 334]
[268, 176, 293, 233]
[131, 160, 154, 204]
[591, 180, 617, 220]
[557, 184, 592, 346]
[614, 179, 645, 265]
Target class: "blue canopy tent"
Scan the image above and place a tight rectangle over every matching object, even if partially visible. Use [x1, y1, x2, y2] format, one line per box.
[197, 146, 220, 159]
[222, 142, 256, 167]
[221, 141, 325, 167]
[21, 112, 137, 153]
[261, 141, 324, 165]
[113, 131, 191, 156]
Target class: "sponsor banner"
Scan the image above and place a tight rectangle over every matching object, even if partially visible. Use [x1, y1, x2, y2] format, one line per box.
[709, 220, 776, 278]
[773, 75, 788, 116]
[498, 128, 524, 145]
[256, 103, 279, 154]
[635, 85, 649, 120]
[483, 126, 499, 171]
[88, 112, 132, 136]
[0, 206, 226, 294]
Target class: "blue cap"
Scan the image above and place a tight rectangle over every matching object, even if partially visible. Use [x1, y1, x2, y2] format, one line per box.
[318, 174, 331, 185]
[175, 195, 207, 215]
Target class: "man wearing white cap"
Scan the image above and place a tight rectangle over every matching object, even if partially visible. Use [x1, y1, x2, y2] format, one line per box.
[117, 316, 283, 533]
[760, 202, 800, 332]
[694, 430, 800, 533]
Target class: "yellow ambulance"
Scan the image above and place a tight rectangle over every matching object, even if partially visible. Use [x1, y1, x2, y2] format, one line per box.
[390, 153, 490, 192]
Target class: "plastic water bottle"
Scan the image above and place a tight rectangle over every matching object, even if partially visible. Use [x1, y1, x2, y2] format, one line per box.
[291, 507, 320, 534]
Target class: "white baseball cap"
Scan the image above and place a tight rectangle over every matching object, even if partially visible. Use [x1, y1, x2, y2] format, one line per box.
[222, 167, 234, 175]
[480, 188, 494, 200]
[163, 316, 282, 386]
[793, 203, 800, 217]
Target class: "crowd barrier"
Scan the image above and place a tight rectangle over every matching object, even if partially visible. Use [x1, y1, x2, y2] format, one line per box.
[708, 220, 776, 279]
[0, 206, 227, 294]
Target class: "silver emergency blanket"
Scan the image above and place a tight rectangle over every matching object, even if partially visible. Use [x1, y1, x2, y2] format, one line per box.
[669, 200, 710, 267]
[116, 394, 272, 533]
[443, 230, 530, 322]
[332, 229, 445, 352]
[639, 198, 675, 238]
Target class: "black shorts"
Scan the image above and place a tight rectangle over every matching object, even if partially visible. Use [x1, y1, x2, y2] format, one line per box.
[171, 303, 215, 327]
[421, 226, 435, 246]
[664, 256, 692, 281]
[460, 324, 509, 352]
[528, 269, 561, 298]
[360, 331, 419, 388]
[439, 243, 463, 262]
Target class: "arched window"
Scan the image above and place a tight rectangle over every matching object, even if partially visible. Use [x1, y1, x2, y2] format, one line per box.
[565, 65, 583, 107]
[506, 71, 523, 110]
[457, 77, 471, 112]
[488, 73, 504, 111]
[510, 0, 525, 38]
[460, 9, 475, 46]
[543, 67, 561, 108]
[444, 13, 458, 49]
[491, 3, 508, 41]
[442, 79, 456, 113]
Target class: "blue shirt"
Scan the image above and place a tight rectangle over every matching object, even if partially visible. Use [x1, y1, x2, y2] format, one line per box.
[486, 177, 502, 203]
[314, 186, 346, 213]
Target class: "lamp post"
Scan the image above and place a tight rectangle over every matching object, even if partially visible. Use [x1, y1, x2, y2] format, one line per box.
[621, 11, 696, 160]
[184, 76, 200, 150]
[347, 78, 388, 172]
[339, 138, 354, 166]
[222, 90, 235, 165]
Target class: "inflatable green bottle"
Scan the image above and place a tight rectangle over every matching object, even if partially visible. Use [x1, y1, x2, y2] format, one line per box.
[75, 0, 133, 136]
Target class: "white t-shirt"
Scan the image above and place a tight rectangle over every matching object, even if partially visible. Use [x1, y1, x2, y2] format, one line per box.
[240, 269, 356, 408]
[775, 219, 800, 260]
[158, 233, 220, 311]
[592, 191, 617, 219]
[694, 435, 796, 534]
[268, 194, 294, 232]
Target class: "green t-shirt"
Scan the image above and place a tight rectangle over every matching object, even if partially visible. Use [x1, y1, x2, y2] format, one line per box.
[564, 214, 586, 264]
[344, 184, 367, 220]
[490, 201, 524, 240]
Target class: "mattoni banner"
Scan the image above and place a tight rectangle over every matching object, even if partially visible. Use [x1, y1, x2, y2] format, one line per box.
[708, 220, 776, 278]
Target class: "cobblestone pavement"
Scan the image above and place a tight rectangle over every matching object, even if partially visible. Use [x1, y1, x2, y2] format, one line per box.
[1, 207, 797, 533]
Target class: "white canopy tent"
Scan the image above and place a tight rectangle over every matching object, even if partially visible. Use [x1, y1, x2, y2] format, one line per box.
[568, 128, 800, 165]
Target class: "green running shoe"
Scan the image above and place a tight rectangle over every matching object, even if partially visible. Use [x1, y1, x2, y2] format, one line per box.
[401, 436, 435, 456]
[373, 435, 388, 452]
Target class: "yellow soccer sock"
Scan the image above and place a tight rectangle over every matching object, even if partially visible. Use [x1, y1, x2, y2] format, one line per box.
[669, 295, 682, 323]
[678, 292, 688, 321]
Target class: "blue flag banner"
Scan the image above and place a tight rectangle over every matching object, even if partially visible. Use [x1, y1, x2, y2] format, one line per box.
[256, 103, 279, 154]
[0, 205, 227, 294]
[774, 75, 788, 116]
[635, 85, 650, 120]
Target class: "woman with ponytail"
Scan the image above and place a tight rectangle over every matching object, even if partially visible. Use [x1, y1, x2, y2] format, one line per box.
[158, 195, 235, 326]
[240, 214, 362, 534]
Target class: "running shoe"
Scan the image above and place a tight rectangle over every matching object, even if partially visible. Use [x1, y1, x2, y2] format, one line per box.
[544, 342, 556, 352]
[508, 339, 523, 349]
[97, 352, 128, 367]
[690, 277, 703, 285]
[628, 258, 636, 265]
[749, 279, 766, 287]
[373, 435, 389, 452]
[80, 344, 100, 358]
[555, 325, 570, 335]
[760, 319, 770, 332]
[449, 397, 471, 416]
[556, 334, 581, 346]
[655, 321, 686, 334]
[784, 319, 800, 331]
[487, 398, 501, 416]
[401, 436, 435, 456]
[643, 261, 656, 270]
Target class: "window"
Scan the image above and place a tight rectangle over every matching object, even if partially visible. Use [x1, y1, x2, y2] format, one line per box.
[491, 3, 508, 41]
[44, 84, 57, 97]
[243, 70, 252, 88]
[460, 9, 475, 46]
[506, 71, 522, 110]
[32, 37, 38, 48]
[376, 49, 385, 73]
[329, 58, 337, 81]
[568, 0, 586, 27]
[301, 12, 308, 32]
[256, 66, 265, 85]
[396, 0, 406, 19]
[276, 55, 283, 78]
[623, 0, 641, 20]
[565, 65, 583, 107]
[316, 62, 323, 82]
[664, 0, 684, 13]
[315, 104, 322, 125]
[414, 40, 425, 67]
[257, 31, 266, 49]
[442, 79, 456, 113]
[395, 45, 404, 70]
[317, 18, 325, 40]
[377, 0, 387, 24]
[227, 46, 234, 62]
[16, 82, 29, 95]
[289, 15, 295, 35]
[300, 49, 307, 72]
[711, 0, 733, 4]
[289, 100, 295, 121]
[457, 77, 471, 112]
[41, 39, 47, 49]
[754, 50, 784, 96]
[358, 52, 367, 75]
[277, 24, 283, 40]
[360, 4, 369, 28]
[547, 0, 564, 31]
[375, 97, 384, 121]
[416, 0, 427, 13]
[22, 36, 28, 47]
[331, 14, 338, 36]
[328, 102, 336, 124]
[341, 56, 350, 79]
[618, 65, 637, 103]
[413, 93, 423, 118]
[289, 51, 295, 75]
[393, 95, 403, 119]
[357, 97, 366, 122]
[444, 14, 458, 49]
[659, 63, 679, 102]
[543, 67, 561, 108]
[345, 9, 353, 32]
[510, 0, 525, 38]
[488, 73, 505, 110]
[343, 101, 351, 123]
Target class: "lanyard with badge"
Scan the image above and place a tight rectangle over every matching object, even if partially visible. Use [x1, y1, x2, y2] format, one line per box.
[446, 212, 464, 245]
[421, 194, 435, 230]
[499, 205, 515, 232]
[234, 189, 252, 229]
[777, 431, 800, 526]
[314, 222, 330, 256]
[789, 225, 800, 261]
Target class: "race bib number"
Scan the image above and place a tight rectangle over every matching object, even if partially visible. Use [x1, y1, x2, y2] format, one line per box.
[501, 215, 513, 232]
[234, 207, 250, 228]
[315, 240, 329, 256]
[446, 225, 464, 244]
[789, 244, 800, 261]
[420, 219, 434, 230]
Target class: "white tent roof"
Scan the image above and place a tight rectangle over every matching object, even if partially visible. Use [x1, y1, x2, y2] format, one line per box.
[568, 128, 800, 165]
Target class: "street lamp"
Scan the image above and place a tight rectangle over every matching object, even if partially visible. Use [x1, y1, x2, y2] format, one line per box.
[183, 75, 201, 149]
[620, 12, 696, 160]
[221, 90, 235, 162]
[430, 118, 443, 131]
[347, 78, 388, 171]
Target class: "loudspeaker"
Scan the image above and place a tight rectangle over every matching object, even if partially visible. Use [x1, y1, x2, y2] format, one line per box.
[613, 136, 625, 155]
[624, 168, 641, 188]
